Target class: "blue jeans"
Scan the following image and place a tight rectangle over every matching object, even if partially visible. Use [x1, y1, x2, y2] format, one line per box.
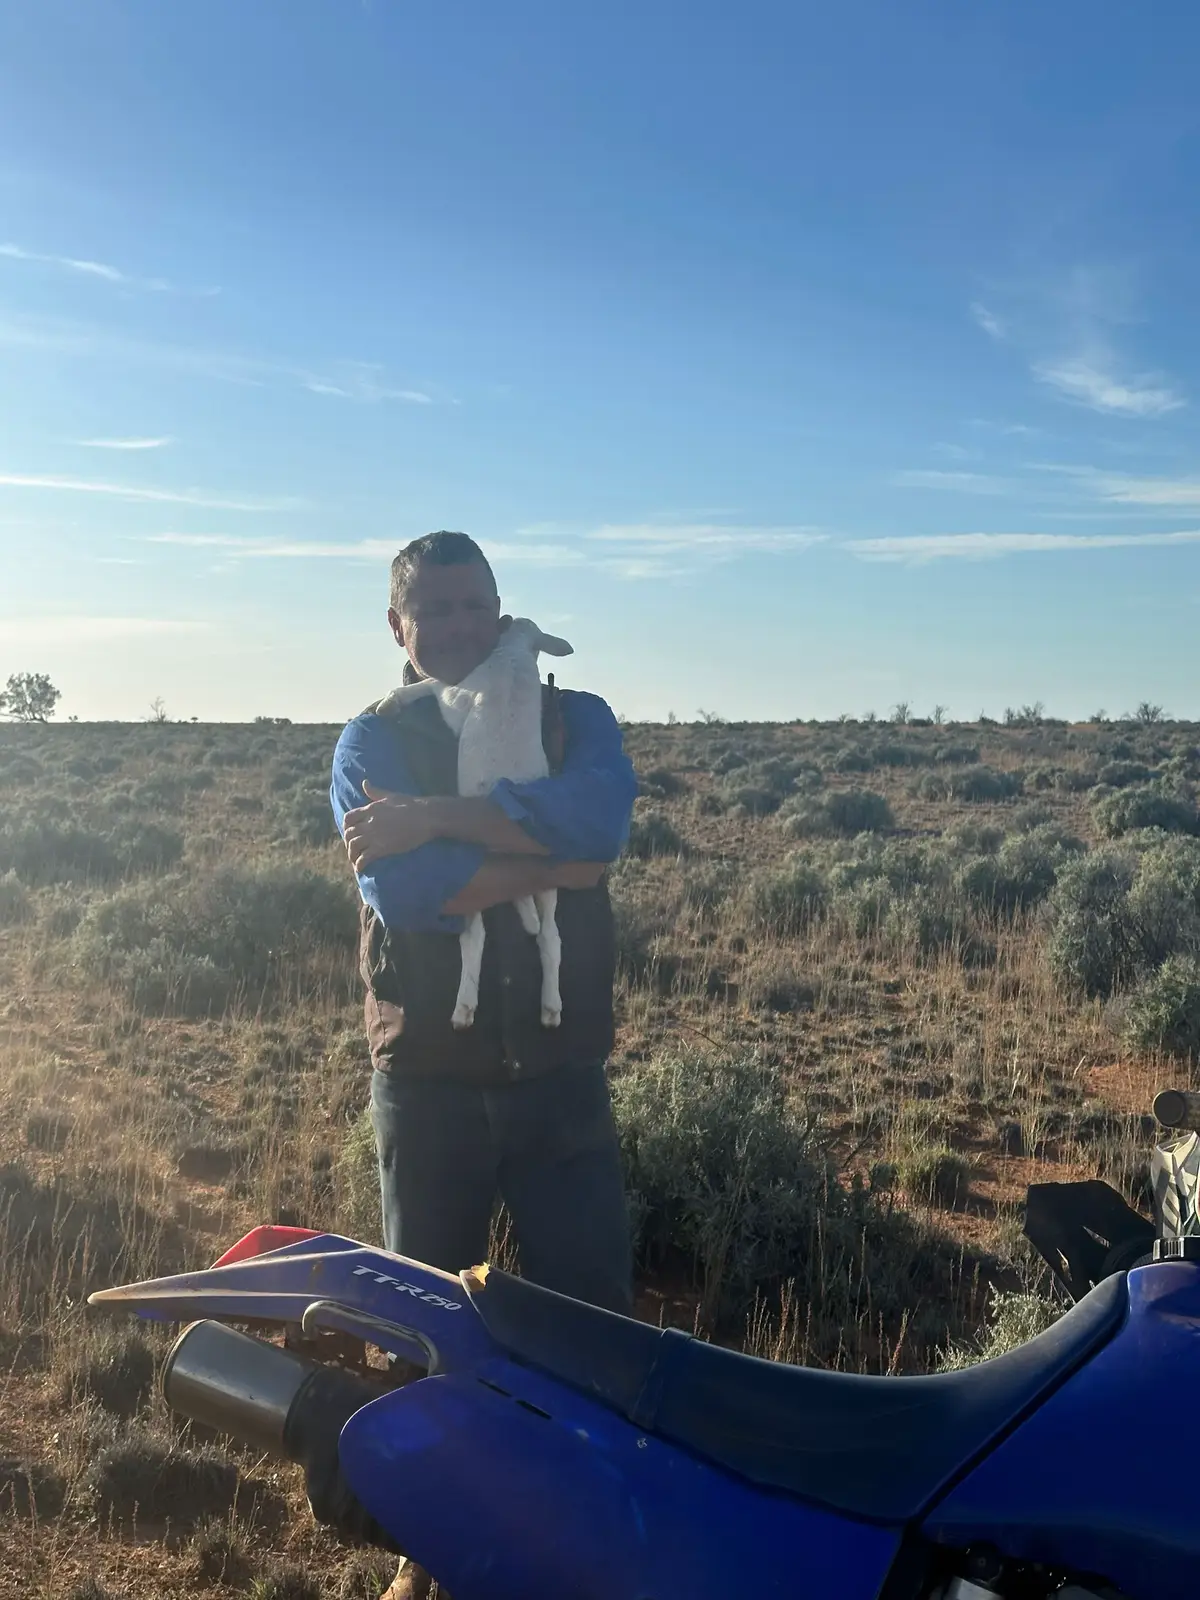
[369, 1061, 633, 1316]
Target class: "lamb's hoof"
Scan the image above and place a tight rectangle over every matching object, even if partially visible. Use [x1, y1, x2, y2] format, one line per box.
[451, 1006, 476, 1030]
[540, 1006, 562, 1028]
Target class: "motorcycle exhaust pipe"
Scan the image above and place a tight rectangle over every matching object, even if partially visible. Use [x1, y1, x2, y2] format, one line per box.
[1155, 1089, 1200, 1132]
[162, 1320, 382, 1461]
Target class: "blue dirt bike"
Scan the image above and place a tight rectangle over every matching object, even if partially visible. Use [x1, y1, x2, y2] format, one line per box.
[92, 1090, 1200, 1600]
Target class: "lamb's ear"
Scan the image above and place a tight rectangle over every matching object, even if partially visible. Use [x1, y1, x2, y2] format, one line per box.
[534, 628, 574, 657]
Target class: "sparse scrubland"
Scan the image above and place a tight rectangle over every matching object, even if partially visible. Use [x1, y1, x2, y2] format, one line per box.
[0, 709, 1195, 1594]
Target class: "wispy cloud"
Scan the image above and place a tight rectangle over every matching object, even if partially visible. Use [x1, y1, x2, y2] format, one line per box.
[145, 522, 825, 578]
[581, 522, 826, 554]
[970, 302, 1006, 341]
[892, 470, 1011, 495]
[0, 241, 216, 296]
[302, 363, 434, 404]
[972, 264, 1186, 419]
[0, 312, 441, 405]
[0, 472, 300, 513]
[1033, 356, 1184, 417]
[1030, 465, 1200, 507]
[145, 533, 586, 565]
[0, 614, 208, 643]
[77, 436, 174, 451]
[846, 529, 1200, 564]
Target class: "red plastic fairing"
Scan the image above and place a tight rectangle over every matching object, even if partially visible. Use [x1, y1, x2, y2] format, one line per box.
[211, 1224, 323, 1267]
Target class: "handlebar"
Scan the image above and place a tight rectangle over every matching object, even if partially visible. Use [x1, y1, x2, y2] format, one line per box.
[1153, 1089, 1200, 1131]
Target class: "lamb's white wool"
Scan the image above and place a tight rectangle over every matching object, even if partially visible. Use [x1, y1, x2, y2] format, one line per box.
[378, 619, 574, 1030]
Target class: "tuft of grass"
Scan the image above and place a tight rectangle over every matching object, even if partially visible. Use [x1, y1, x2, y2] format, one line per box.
[0, 1455, 66, 1518]
[624, 809, 687, 859]
[898, 1143, 973, 1209]
[0, 868, 32, 926]
[251, 1566, 324, 1600]
[336, 1553, 397, 1599]
[83, 1425, 244, 1528]
[191, 1516, 256, 1586]
[56, 1326, 158, 1417]
[66, 1581, 128, 1600]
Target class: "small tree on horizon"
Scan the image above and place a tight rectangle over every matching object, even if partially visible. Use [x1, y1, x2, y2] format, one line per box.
[0, 671, 61, 722]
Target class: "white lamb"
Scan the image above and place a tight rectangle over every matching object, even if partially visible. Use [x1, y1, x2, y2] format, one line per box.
[377, 618, 574, 1031]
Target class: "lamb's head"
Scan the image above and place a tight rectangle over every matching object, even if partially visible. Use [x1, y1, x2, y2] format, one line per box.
[499, 618, 574, 661]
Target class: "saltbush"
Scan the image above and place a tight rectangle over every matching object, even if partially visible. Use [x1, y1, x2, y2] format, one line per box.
[956, 825, 1083, 914]
[625, 809, 687, 859]
[1126, 956, 1200, 1059]
[1046, 849, 1141, 998]
[1093, 782, 1198, 839]
[779, 788, 894, 839]
[0, 869, 32, 926]
[939, 1288, 1061, 1370]
[744, 859, 828, 936]
[613, 1054, 968, 1350]
[72, 865, 357, 1013]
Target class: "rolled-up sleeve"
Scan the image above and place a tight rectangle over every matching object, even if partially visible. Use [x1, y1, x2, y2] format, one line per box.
[330, 716, 484, 933]
[488, 691, 637, 861]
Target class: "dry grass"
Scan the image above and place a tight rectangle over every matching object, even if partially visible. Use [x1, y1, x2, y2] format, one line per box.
[0, 711, 1192, 1593]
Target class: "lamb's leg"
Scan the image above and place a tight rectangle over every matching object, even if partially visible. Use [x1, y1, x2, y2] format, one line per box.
[533, 889, 562, 1027]
[513, 894, 541, 937]
[452, 914, 486, 1029]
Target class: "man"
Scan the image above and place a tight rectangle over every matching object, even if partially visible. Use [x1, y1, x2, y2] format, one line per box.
[329, 531, 637, 1598]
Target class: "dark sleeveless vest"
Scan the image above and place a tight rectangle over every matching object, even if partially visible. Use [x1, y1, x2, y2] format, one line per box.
[358, 686, 617, 1085]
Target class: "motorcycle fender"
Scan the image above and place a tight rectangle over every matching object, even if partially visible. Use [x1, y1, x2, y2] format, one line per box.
[339, 1355, 901, 1600]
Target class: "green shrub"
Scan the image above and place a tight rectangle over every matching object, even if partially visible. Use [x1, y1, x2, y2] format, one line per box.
[0, 811, 182, 884]
[1093, 783, 1198, 838]
[72, 865, 357, 1014]
[680, 861, 737, 918]
[898, 1144, 972, 1208]
[278, 783, 339, 847]
[830, 745, 873, 773]
[939, 1288, 1061, 1370]
[638, 764, 686, 799]
[779, 789, 893, 838]
[951, 765, 1023, 803]
[1126, 956, 1200, 1058]
[744, 859, 828, 935]
[625, 810, 687, 858]
[0, 869, 32, 926]
[934, 743, 981, 766]
[956, 825, 1082, 914]
[613, 1054, 974, 1355]
[1097, 760, 1155, 788]
[1046, 850, 1141, 997]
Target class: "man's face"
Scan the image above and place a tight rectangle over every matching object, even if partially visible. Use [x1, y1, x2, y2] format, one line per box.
[388, 559, 502, 684]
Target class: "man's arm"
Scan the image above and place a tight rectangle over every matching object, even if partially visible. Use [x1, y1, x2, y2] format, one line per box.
[441, 857, 606, 917]
[331, 717, 608, 931]
[484, 692, 637, 861]
[331, 717, 486, 934]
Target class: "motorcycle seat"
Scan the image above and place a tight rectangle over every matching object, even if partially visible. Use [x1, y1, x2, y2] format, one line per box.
[466, 1267, 1127, 1523]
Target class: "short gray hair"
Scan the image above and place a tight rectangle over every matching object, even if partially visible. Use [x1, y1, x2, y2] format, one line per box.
[389, 531, 496, 615]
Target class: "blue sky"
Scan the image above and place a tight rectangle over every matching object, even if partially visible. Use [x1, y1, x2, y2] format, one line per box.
[2, 1, 1200, 723]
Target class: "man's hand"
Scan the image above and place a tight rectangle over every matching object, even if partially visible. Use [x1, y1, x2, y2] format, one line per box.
[343, 782, 438, 872]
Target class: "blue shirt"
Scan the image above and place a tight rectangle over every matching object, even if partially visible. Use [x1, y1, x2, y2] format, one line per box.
[330, 689, 637, 935]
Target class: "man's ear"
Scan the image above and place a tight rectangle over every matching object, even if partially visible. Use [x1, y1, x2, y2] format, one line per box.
[387, 606, 405, 647]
